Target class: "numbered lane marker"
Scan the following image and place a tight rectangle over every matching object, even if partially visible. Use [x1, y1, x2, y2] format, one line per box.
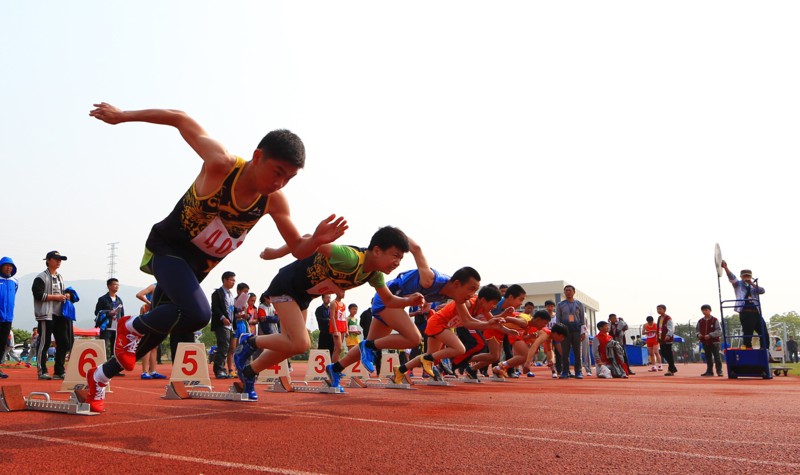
[59, 340, 110, 393]
[378, 351, 396, 378]
[342, 358, 370, 380]
[169, 343, 212, 387]
[256, 359, 289, 385]
[305, 350, 331, 382]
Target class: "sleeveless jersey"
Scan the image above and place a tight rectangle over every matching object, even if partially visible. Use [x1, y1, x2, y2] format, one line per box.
[371, 268, 450, 315]
[266, 245, 385, 310]
[141, 158, 269, 281]
[644, 323, 659, 346]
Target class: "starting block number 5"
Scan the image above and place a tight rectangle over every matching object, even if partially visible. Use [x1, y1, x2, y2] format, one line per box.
[60, 340, 108, 393]
[170, 343, 211, 387]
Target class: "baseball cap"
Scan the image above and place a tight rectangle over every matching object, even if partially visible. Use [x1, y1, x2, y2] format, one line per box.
[44, 251, 68, 261]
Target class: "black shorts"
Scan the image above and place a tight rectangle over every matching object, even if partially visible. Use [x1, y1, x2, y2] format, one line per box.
[265, 267, 316, 311]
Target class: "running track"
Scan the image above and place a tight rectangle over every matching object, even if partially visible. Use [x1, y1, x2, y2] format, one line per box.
[2, 363, 799, 474]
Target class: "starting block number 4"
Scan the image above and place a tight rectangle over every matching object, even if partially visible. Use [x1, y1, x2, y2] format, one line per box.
[256, 359, 289, 385]
[305, 350, 331, 382]
[169, 343, 211, 387]
[60, 340, 109, 393]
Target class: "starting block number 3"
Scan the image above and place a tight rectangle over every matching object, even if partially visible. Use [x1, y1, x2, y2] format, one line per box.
[306, 350, 331, 382]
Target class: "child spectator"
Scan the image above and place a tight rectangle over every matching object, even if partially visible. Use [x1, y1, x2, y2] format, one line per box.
[345, 303, 361, 350]
[696, 304, 723, 377]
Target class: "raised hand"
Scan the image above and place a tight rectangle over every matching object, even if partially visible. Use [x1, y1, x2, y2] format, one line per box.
[312, 214, 348, 245]
[89, 102, 126, 125]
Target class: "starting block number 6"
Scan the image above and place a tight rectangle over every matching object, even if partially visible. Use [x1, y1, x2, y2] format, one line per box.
[60, 340, 108, 393]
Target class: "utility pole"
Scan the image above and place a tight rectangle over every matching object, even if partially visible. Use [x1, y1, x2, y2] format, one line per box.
[107, 242, 119, 279]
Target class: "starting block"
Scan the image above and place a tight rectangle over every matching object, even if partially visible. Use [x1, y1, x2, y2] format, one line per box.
[163, 381, 256, 402]
[1, 385, 98, 416]
[479, 376, 508, 382]
[444, 375, 482, 384]
[349, 376, 415, 390]
[409, 375, 451, 386]
[271, 376, 343, 394]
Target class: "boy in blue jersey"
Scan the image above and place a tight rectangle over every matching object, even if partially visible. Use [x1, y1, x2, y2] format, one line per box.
[86, 103, 347, 412]
[233, 226, 425, 399]
[325, 265, 482, 388]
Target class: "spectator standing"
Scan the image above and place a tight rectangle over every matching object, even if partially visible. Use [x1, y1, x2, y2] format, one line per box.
[0, 256, 18, 379]
[656, 304, 678, 376]
[210, 271, 236, 379]
[696, 304, 723, 377]
[329, 294, 347, 362]
[556, 284, 586, 379]
[544, 300, 563, 375]
[787, 336, 798, 364]
[644, 316, 661, 371]
[95, 278, 124, 361]
[32, 251, 71, 380]
[27, 327, 38, 364]
[256, 293, 279, 337]
[608, 314, 634, 375]
[721, 260, 768, 349]
[315, 295, 334, 355]
[345, 303, 361, 350]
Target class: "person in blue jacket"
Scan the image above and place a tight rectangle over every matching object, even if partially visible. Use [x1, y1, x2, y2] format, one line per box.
[0, 256, 19, 379]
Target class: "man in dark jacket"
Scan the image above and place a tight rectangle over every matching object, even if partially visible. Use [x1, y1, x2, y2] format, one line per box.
[210, 271, 236, 378]
[315, 294, 334, 355]
[95, 278, 124, 359]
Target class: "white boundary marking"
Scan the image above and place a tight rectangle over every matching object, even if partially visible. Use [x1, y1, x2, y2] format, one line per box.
[0, 429, 324, 475]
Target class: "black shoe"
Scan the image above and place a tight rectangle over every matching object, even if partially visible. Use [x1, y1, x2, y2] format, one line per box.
[465, 367, 479, 380]
[52, 374, 65, 380]
[215, 372, 230, 379]
[664, 372, 674, 376]
[0, 370, 8, 379]
[717, 372, 724, 377]
[628, 371, 636, 375]
[38, 373, 52, 380]
[701, 372, 714, 377]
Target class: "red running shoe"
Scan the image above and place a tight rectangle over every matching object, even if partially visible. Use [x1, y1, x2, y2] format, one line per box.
[86, 366, 107, 413]
[114, 315, 141, 371]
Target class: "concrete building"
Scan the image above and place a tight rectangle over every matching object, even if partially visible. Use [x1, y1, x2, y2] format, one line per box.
[517, 281, 600, 335]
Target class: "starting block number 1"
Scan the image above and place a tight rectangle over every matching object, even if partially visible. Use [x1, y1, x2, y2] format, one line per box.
[378, 352, 397, 379]
[170, 343, 211, 387]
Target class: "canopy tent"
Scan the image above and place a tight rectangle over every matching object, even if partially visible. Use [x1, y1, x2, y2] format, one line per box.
[74, 327, 100, 337]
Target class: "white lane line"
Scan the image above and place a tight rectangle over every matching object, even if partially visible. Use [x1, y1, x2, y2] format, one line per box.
[281, 410, 800, 469]
[0, 429, 324, 475]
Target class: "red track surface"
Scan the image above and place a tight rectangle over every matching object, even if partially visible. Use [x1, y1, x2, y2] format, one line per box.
[2, 362, 799, 474]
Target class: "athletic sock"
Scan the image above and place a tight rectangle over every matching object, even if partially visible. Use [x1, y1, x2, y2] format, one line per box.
[422, 354, 435, 362]
[243, 365, 256, 379]
[364, 340, 377, 351]
[399, 364, 408, 373]
[332, 362, 344, 373]
[101, 358, 124, 380]
[246, 335, 258, 350]
[128, 317, 145, 336]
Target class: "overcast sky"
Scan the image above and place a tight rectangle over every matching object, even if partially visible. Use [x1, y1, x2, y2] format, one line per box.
[2, 1, 798, 333]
